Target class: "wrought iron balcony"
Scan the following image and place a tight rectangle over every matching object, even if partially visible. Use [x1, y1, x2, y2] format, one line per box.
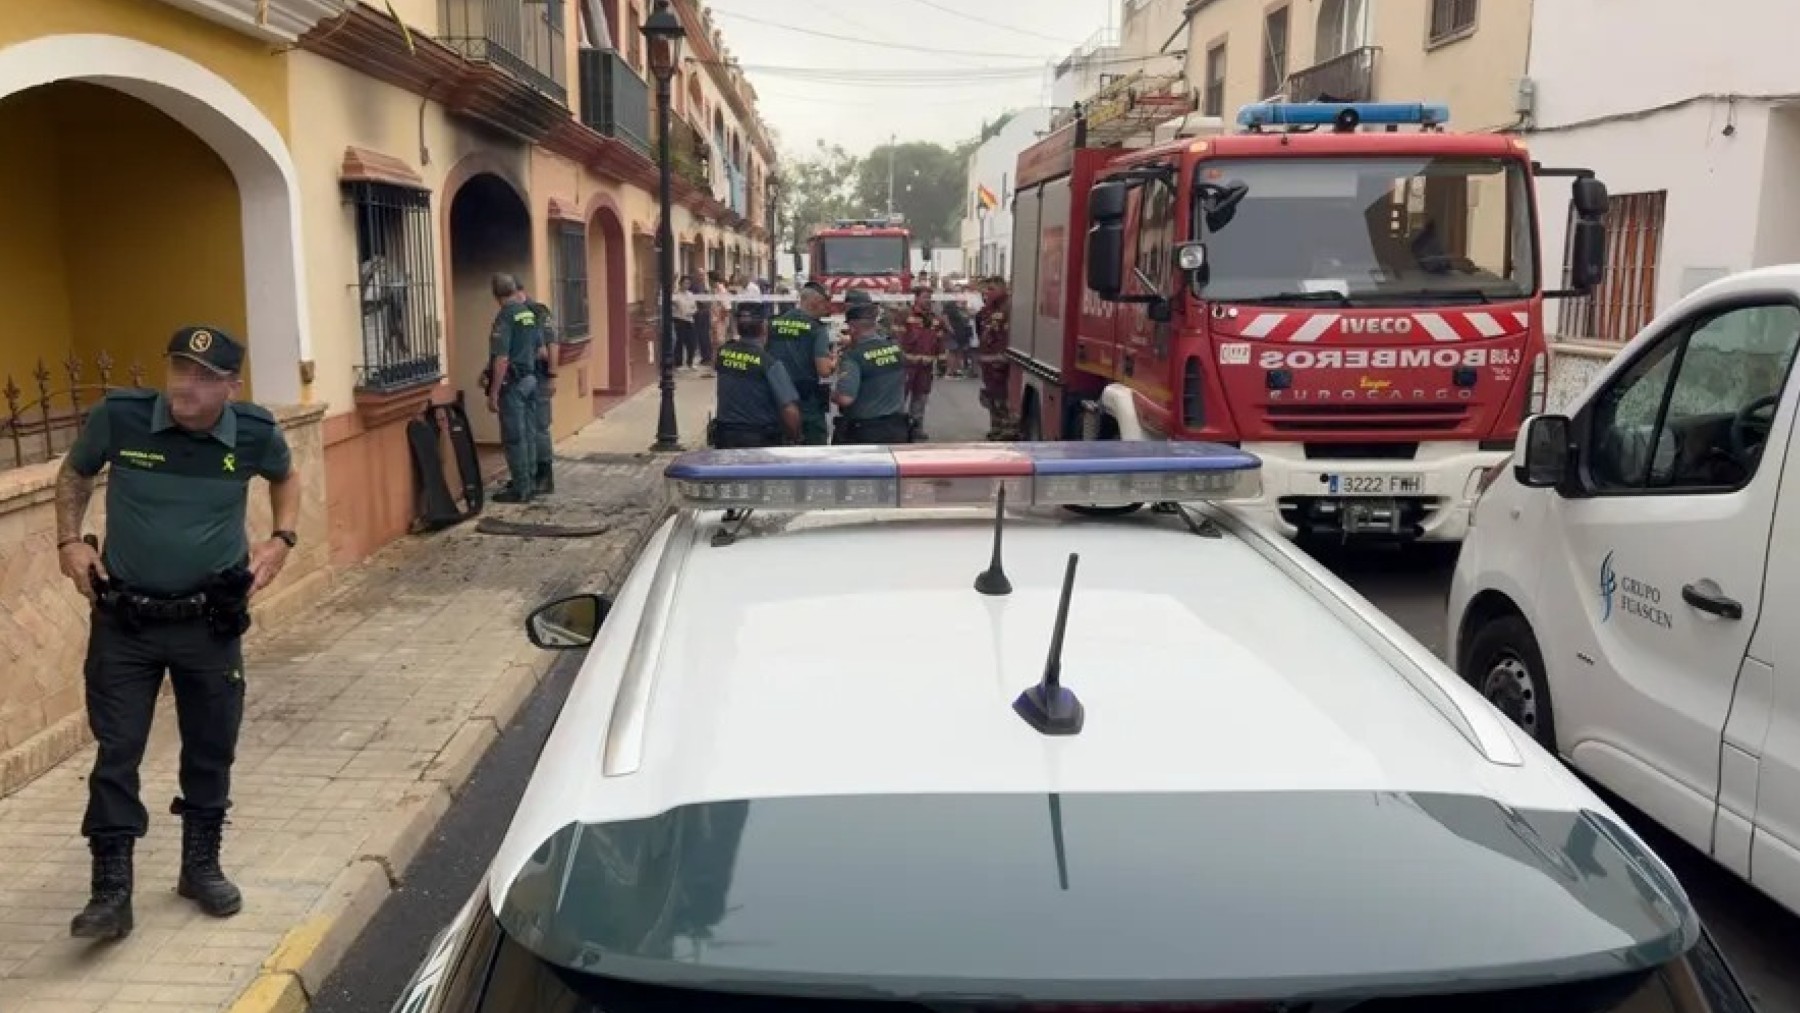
[440, 0, 567, 101]
[657, 116, 712, 190]
[1287, 46, 1378, 104]
[578, 48, 651, 156]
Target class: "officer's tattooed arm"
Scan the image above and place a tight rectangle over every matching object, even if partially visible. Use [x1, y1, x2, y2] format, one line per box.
[53, 460, 96, 544]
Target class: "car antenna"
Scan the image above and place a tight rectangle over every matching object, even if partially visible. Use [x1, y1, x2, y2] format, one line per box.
[973, 486, 1013, 596]
[1013, 552, 1085, 735]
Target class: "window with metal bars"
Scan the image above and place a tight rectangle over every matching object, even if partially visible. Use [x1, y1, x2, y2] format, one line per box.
[1262, 6, 1290, 99]
[1204, 42, 1228, 117]
[345, 181, 443, 393]
[1429, 0, 1477, 43]
[1557, 191, 1667, 343]
[552, 221, 592, 341]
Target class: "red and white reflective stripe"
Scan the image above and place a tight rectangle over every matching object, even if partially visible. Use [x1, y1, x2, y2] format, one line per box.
[1233, 309, 1534, 343]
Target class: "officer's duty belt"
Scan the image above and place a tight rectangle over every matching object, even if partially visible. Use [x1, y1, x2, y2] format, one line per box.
[106, 589, 211, 622]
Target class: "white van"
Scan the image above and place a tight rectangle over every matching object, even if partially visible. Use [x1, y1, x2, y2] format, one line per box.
[1448, 264, 1800, 917]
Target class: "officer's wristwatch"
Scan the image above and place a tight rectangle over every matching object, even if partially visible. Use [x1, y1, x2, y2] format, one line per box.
[272, 530, 299, 549]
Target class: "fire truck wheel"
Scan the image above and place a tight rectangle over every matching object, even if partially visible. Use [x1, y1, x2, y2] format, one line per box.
[1063, 408, 1145, 517]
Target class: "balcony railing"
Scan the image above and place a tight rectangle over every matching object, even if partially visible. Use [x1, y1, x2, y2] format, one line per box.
[1287, 45, 1378, 103]
[657, 116, 711, 189]
[578, 47, 651, 156]
[440, 0, 566, 101]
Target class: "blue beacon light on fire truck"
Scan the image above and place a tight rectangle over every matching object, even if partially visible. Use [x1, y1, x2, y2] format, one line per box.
[664, 442, 1263, 510]
[1237, 101, 1451, 130]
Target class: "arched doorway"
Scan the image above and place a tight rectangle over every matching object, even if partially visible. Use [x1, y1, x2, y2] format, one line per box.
[585, 197, 629, 395]
[446, 171, 532, 444]
[0, 34, 307, 423]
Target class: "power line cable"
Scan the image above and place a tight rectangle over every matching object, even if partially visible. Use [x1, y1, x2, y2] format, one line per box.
[707, 8, 1055, 61]
[895, 0, 1083, 45]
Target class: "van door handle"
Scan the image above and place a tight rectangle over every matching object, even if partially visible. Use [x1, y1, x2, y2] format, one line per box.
[1681, 582, 1743, 620]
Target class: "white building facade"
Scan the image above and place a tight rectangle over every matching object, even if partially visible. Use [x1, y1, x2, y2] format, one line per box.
[1527, 0, 1800, 400]
[1052, 28, 1119, 110]
[959, 107, 1055, 278]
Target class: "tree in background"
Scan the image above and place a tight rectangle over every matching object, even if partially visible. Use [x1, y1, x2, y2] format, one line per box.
[779, 140, 864, 258]
[851, 141, 966, 249]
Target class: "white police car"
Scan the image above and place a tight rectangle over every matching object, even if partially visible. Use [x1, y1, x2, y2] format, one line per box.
[393, 442, 1752, 1012]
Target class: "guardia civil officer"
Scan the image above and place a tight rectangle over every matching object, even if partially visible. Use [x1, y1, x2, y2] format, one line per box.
[519, 280, 558, 495]
[485, 273, 545, 503]
[54, 326, 302, 940]
[833, 291, 913, 444]
[710, 301, 803, 448]
[765, 280, 838, 445]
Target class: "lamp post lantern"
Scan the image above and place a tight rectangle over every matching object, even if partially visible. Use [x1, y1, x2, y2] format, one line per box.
[643, 0, 686, 453]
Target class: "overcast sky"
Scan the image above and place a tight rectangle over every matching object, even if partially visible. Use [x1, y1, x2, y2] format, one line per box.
[699, 0, 1115, 157]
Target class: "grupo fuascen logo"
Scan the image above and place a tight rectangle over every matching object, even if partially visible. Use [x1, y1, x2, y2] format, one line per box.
[1598, 550, 1618, 622]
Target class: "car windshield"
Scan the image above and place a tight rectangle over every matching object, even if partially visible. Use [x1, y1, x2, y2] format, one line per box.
[1196, 156, 1535, 304]
[818, 236, 907, 276]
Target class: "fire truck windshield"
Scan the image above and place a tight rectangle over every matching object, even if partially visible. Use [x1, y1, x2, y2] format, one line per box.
[1194, 156, 1535, 305]
[817, 236, 907, 276]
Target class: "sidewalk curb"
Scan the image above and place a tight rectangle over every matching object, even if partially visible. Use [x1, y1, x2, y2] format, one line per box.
[225, 472, 674, 1013]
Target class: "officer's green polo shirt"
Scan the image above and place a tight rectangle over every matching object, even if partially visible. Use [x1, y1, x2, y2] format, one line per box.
[66, 390, 293, 595]
[489, 301, 543, 373]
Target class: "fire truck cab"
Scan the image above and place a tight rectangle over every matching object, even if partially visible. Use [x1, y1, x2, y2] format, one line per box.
[1008, 100, 1612, 544]
[807, 216, 913, 307]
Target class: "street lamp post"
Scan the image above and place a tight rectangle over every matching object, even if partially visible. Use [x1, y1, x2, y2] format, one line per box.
[764, 175, 780, 284]
[643, 0, 686, 453]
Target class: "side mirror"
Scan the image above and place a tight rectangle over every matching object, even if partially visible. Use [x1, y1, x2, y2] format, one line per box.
[1568, 218, 1608, 292]
[1086, 221, 1125, 299]
[1176, 242, 1210, 288]
[1089, 180, 1129, 223]
[526, 592, 613, 650]
[1514, 414, 1574, 489]
[1572, 177, 1609, 219]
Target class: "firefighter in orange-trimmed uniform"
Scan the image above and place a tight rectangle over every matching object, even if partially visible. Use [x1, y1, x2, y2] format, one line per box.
[975, 275, 1017, 440]
[898, 284, 947, 440]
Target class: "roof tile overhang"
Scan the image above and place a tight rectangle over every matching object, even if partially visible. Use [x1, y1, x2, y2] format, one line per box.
[303, 4, 745, 228]
[340, 145, 426, 189]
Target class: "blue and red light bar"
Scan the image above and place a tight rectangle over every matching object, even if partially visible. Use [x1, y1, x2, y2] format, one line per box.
[665, 441, 1262, 510]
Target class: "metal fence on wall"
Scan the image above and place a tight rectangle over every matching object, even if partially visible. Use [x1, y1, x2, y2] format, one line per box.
[3, 354, 147, 471]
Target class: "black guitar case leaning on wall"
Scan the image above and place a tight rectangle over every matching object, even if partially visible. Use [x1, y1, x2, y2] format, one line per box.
[408, 412, 464, 531]
[438, 391, 485, 515]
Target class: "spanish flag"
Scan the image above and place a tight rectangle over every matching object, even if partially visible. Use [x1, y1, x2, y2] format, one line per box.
[976, 184, 999, 212]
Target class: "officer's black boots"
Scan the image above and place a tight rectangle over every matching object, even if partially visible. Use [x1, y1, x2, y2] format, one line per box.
[71, 834, 134, 940]
[174, 801, 242, 917]
[534, 463, 555, 495]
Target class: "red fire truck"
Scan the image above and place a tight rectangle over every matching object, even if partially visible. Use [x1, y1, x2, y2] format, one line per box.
[1006, 100, 1611, 543]
[807, 216, 913, 306]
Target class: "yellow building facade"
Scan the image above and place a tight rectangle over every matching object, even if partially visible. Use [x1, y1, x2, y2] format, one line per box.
[1185, 0, 1530, 132]
[0, 0, 773, 794]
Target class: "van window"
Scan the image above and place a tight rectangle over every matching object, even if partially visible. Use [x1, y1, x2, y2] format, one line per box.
[1133, 176, 1175, 294]
[1588, 303, 1800, 492]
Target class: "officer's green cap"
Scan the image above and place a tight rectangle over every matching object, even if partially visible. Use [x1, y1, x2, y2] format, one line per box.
[735, 299, 767, 323]
[843, 289, 880, 321]
[166, 325, 245, 375]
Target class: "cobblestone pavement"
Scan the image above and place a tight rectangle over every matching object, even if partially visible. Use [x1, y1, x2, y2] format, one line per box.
[0, 447, 671, 1012]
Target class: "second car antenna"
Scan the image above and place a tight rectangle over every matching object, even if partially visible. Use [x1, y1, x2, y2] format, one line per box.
[974, 486, 1013, 596]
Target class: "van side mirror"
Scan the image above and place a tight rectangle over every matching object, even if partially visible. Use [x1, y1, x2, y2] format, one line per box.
[1089, 181, 1128, 223]
[1087, 221, 1125, 299]
[1568, 219, 1607, 292]
[1514, 414, 1574, 489]
[526, 592, 613, 649]
[1572, 177, 1609, 219]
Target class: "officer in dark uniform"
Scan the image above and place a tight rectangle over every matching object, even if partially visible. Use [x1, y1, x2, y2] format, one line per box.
[764, 281, 837, 445]
[710, 301, 802, 448]
[53, 326, 302, 940]
[485, 274, 544, 503]
[521, 281, 558, 496]
[833, 292, 913, 444]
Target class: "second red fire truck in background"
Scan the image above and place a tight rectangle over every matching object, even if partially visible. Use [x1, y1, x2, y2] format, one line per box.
[1005, 99, 1612, 544]
[807, 216, 914, 309]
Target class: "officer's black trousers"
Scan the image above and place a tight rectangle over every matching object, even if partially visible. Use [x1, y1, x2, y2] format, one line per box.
[713, 424, 782, 449]
[82, 609, 245, 839]
[840, 414, 914, 445]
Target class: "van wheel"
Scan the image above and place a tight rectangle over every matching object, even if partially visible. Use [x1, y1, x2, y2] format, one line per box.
[1464, 615, 1557, 750]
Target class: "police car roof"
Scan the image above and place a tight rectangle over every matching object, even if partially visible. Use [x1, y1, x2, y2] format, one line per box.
[483, 446, 1696, 1001]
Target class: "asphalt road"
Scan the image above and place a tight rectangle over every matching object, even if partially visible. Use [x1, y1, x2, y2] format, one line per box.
[316, 375, 1800, 1013]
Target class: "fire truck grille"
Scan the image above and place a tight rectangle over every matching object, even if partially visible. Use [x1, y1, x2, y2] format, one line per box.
[1263, 404, 1468, 433]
